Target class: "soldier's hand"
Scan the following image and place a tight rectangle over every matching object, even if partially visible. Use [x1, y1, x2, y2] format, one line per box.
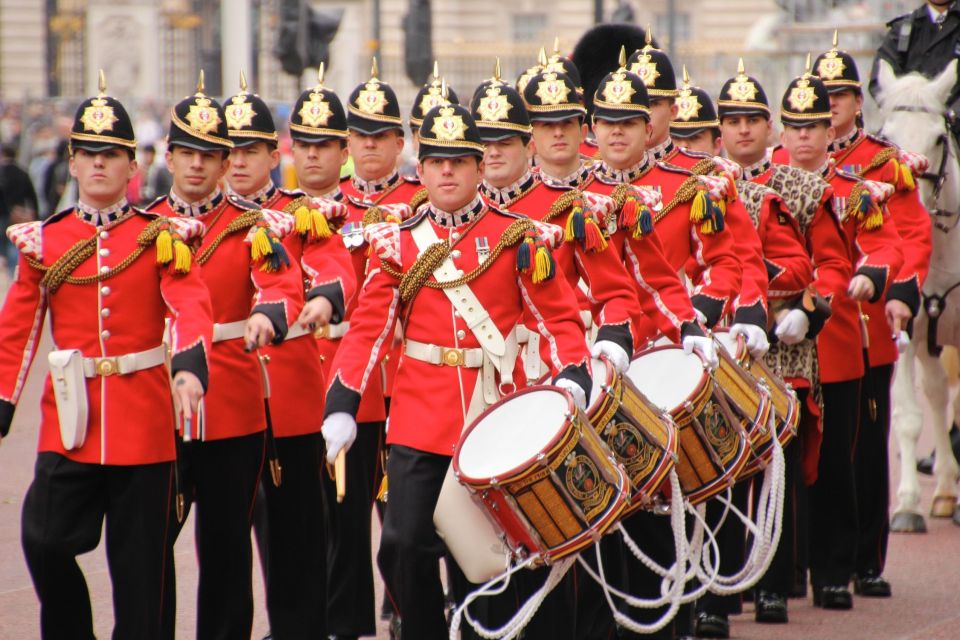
[298, 297, 333, 328]
[173, 371, 204, 420]
[245, 312, 276, 349]
[847, 275, 875, 302]
[885, 299, 913, 334]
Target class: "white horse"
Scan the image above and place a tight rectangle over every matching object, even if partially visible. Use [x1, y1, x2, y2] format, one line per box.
[874, 59, 960, 532]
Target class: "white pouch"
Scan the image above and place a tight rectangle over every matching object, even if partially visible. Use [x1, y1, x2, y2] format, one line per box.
[47, 349, 89, 450]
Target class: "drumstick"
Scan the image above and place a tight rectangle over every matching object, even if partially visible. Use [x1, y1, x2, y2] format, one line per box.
[335, 449, 346, 503]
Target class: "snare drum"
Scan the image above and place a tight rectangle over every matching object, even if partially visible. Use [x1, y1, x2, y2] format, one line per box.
[626, 346, 750, 505]
[714, 329, 799, 456]
[710, 330, 775, 479]
[588, 357, 678, 514]
[454, 386, 630, 564]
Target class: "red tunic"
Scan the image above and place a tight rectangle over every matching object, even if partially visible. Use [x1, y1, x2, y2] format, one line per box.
[770, 144, 790, 165]
[258, 187, 357, 437]
[0, 208, 213, 464]
[332, 174, 425, 418]
[831, 131, 933, 367]
[497, 176, 649, 349]
[325, 202, 590, 456]
[148, 193, 303, 441]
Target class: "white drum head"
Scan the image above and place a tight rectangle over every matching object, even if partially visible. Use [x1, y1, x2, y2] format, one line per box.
[458, 388, 569, 479]
[714, 331, 737, 356]
[626, 348, 704, 412]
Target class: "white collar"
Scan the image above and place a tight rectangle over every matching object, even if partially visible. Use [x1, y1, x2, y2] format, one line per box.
[74, 198, 131, 228]
[168, 188, 224, 217]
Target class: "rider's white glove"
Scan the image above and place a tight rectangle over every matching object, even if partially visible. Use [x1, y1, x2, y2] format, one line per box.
[775, 309, 810, 345]
[591, 340, 631, 375]
[321, 412, 357, 464]
[554, 378, 588, 410]
[730, 323, 770, 358]
[683, 334, 719, 369]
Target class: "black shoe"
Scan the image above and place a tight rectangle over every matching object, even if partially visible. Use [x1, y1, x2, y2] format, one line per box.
[328, 636, 359, 640]
[854, 572, 892, 597]
[917, 423, 960, 475]
[812, 585, 853, 609]
[695, 612, 730, 639]
[755, 590, 788, 623]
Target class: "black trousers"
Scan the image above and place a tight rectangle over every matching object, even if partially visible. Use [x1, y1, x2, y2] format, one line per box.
[573, 533, 624, 640]
[696, 480, 750, 616]
[809, 378, 861, 588]
[755, 425, 803, 595]
[161, 431, 265, 640]
[21, 453, 173, 640]
[377, 445, 451, 640]
[252, 432, 328, 639]
[855, 364, 893, 576]
[322, 420, 384, 636]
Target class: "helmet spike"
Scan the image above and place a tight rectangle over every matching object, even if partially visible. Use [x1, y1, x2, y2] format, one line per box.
[737, 57, 745, 75]
[196, 69, 205, 95]
[371, 56, 379, 79]
[553, 36, 560, 56]
[317, 61, 326, 87]
[538, 46, 547, 67]
[618, 45, 627, 69]
[494, 58, 501, 82]
[98, 69, 106, 96]
[682, 64, 690, 86]
[645, 25, 653, 47]
[833, 29, 839, 49]
[239, 69, 248, 92]
[432, 60, 439, 81]
[804, 52, 812, 74]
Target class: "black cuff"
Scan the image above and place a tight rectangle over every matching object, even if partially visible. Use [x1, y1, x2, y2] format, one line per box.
[324, 377, 361, 419]
[251, 302, 288, 344]
[764, 258, 785, 284]
[0, 399, 14, 437]
[855, 265, 888, 304]
[595, 323, 633, 358]
[887, 277, 921, 316]
[794, 291, 832, 340]
[170, 342, 209, 392]
[732, 301, 768, 328]
[690, 294, 726, 328]
[306, 283, 346, 325]
[680, 321, 706, 339]
[554, 363, 592, 403]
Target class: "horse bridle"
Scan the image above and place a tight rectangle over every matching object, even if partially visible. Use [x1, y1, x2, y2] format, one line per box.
[886, 105, 960, 232]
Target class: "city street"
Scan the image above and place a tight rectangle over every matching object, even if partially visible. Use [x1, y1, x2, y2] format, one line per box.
[0, 320, 958, 639]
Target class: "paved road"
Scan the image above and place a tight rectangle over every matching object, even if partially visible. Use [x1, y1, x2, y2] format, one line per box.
[1, 322, 957, 639]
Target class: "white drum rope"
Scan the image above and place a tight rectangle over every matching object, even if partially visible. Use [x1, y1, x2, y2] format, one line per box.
[449, 555, 575, 640]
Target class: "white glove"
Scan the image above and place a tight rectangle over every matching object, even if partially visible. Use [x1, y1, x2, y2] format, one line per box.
[697, 174, 731, 201]
[321, 412, 357, 464]
[712, 155, 744, 181]
[554, 378, 588, 410]
[896, 330, 911, 354]
[306, 196, 349, 222]
[694, 308, 708, 325]
[630, 185, 663, 211]
[581, 191, 617, 218]
[591, 340, 631, 375]
[898, 149, 930, 175]
[862, 179, 895, 205]
[730, 323, 770, 358]
[682, 334, 719, 369]
[774, 308, 810, 345]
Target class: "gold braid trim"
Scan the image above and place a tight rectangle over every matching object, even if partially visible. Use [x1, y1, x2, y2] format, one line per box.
[610, 183, 633, 210]
[541, 189, 583, 223]
[196, 210, 262, 265]
[362, 206, 386, 227]
[861, 146, 897, 177]
[382, 218, 534, 304]
[281, 196, 309, 215]
[26, 218, 171, 293]
[655, 176, 702, 224]
[690, 158, 717, 176]
[409, 187, 430, 211]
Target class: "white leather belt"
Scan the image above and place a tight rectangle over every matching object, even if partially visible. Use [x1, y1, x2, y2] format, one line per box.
[404, 339, 484, 368]
[213, 320, 247, 342]
[82, 345, 167, 378]
[314, 321, 349, 340]
[580, 309, 593, 329]
[286, 323, 312, 340]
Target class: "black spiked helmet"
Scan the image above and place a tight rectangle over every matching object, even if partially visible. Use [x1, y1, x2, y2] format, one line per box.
[781, 55, 832, 127]
[814, 30, 861, 94]
[671, 66, 720, 137]
[417, 103, 485, 161]
[717, 58, 771, 119]
[289, 62, 348, 143]
[224, 70, 278, 147]
[544, 37, 583, 95]
[572, 23, 651, 117]
[168, 70, 233, 152]
[626, 29, 678, 100]
[70, 70, 137, 153]
[410, 61, 459, 131]
[522, 67, 586, 123]
[591, 48, 651, 123]
[470, 59, 532, 142]
[346, 58, 404, 135]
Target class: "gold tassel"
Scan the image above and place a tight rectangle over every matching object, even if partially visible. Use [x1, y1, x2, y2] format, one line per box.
[251, 226, 273, 261]
[689, 190, 706, 223]
[294, 205, 312, 235]
[376, 473, 389, 502]
[173, 239, 192, 273]
[864, 208, 885, 230]
[533, 246, 552, 283]
[310, 209, 332, 238]
[156, 229, 173, 265]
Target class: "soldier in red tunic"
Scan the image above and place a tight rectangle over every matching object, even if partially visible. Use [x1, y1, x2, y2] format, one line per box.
[777, 68, 904, 612]
[0, 77, 213, 639]
[815, 34, 933, 598]
[224, 73, 356, 638]
[148, 74, 304, 639]
[322, 103, 591, 640]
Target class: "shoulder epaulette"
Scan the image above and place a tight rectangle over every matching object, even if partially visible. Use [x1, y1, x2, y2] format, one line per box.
[364, 221, 402, 268]
[865, 132, 896, 149]
[885, 11, 911, 28]
[678, 147, 713, 160]
[6, 221, 43, 261]
[833, 167, 862, 182]
[245, 210, 292, 271]
[655, 161, 694, 176]
[402, 174, 421, 185]
[227, 193, 260, 210]
[42, 207, 73, 226]
[409, 186, 429, 211]
[488, 204, 524, 220]
[398, 208, 429, 229]
[143, 194, 167, 212]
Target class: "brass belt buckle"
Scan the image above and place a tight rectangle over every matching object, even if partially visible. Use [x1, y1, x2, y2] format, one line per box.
[441, 347, 465, 367]
[96, 357, 120, 376]
[314, 325, 330, 339]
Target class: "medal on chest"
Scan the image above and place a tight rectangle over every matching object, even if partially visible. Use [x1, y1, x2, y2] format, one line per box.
[341, 221, 365, 249]
[475, 236, 490, 264]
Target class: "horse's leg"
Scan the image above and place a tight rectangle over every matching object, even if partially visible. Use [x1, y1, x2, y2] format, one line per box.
[891, 340, 928, 532]
[918, 342, 960, 517]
